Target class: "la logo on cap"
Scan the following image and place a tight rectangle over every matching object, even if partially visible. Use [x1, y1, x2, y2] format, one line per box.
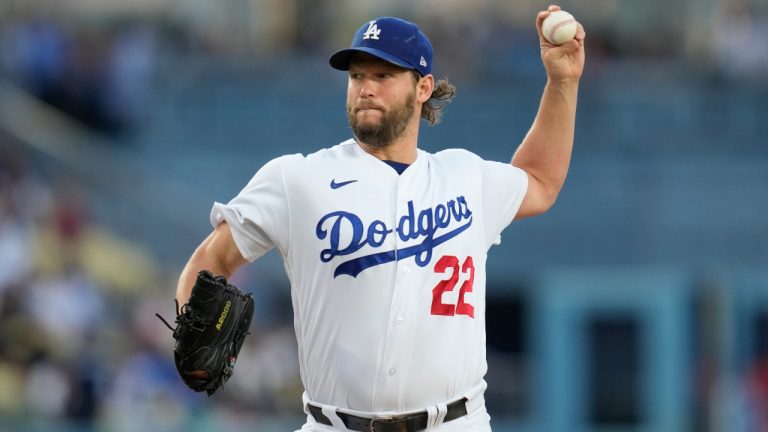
[362, 21, 381, 40]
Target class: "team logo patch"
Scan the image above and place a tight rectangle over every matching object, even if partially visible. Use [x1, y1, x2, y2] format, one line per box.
[315, 196, 473, 277]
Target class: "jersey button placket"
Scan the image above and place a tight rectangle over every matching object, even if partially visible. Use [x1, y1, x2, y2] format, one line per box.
[381, 179, 407, 389]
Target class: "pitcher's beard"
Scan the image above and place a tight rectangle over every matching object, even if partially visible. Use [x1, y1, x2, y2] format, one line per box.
[348, 93, 415, 149]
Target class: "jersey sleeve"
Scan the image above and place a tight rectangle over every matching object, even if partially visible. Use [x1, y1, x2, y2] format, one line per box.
[210, 156, 290, 262]
[480, 160, 529, 247]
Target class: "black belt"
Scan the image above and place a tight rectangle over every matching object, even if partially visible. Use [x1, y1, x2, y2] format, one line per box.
[307, 398, 468, 432]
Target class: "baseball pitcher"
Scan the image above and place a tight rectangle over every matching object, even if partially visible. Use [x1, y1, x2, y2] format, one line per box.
[170, 5, 585, 431]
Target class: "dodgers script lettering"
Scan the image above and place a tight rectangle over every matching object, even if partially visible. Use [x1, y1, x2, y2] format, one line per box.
[315, 196, 473, 278]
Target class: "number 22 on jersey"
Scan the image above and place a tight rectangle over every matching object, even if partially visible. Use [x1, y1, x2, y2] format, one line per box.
[431, 255, 475, 318]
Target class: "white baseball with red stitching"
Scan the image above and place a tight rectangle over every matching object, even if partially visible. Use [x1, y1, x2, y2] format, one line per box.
[542, 10, 577, 45]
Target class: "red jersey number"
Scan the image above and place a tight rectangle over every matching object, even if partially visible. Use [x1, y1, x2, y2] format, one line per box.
[431, 255, 475, 318]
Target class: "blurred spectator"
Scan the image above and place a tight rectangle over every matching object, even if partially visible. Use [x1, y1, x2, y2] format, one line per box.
[102, 347, 192, 432]
[225, 326, 302, 413]
[294, 0, 333, 52]
[53, 178, 88, 244]
[0, 193, 32, 303]
[22, 266, 105, 357]
[0, 356, 25, 416]
[66, 335, 106, 427]
[32, 177, 88, 276]
[713, 0, 768, 81]
[744, 358, 768, 431]
[0, 139, 52, 223]
[24, 355, 71, 420]
[0, 141, 49, 309]
[101, 298, 198, 432]
[104, 20, 158, 134]
[1, 12, 71, 104]
[1, 11, 157, 136]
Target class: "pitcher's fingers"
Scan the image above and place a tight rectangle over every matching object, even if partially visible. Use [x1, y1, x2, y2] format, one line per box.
[536, 11, 551, 27]
[575, 23, 586, 42]
[536, 10, 551, 41]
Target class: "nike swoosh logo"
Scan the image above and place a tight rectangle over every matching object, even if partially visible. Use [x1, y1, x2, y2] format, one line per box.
[330, 179, 357, 189]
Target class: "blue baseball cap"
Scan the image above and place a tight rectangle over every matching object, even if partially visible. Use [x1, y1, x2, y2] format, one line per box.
[329, 17, 434, 76]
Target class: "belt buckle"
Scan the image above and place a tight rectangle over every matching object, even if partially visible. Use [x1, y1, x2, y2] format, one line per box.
[370, 414, 408, 432]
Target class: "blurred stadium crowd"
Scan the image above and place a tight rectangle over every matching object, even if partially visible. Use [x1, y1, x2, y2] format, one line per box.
[0, 137, 304, 431]
[0, 0, 767, 431]
[1, 0, 768, 138]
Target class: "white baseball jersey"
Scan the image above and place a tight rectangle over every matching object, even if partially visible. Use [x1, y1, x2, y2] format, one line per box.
[210, 139, 527, 415]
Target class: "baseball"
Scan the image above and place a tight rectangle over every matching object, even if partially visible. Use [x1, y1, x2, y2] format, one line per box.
[541, 10, 578, 45]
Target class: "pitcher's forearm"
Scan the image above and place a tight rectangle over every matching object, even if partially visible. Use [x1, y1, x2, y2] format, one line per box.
[175, 223, 246, 305]
[512, 79, 579, 195]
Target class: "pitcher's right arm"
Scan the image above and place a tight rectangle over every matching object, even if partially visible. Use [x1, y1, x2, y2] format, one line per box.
[176, 221, 249, 305]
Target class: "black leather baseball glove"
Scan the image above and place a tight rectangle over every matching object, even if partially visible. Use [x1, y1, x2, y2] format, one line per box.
[157, 270, 254, 395]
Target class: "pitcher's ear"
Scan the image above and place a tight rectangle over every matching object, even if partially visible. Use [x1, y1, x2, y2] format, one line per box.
[417, 74, 434, 103]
